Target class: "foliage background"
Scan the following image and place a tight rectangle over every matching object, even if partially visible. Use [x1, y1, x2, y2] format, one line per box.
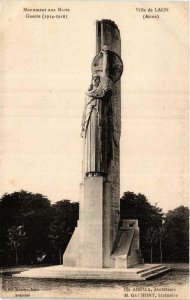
[0, 190, 188, 266]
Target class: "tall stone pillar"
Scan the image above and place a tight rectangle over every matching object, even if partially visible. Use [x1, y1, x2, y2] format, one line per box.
[63, 19, 123, 268]
[96, 20, 122, 267]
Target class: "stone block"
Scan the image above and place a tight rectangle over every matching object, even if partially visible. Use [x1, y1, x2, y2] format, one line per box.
[111, 219, 144, 268]
[79, 176, 104, 268]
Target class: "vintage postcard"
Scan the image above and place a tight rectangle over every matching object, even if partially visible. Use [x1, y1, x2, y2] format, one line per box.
[0, 1, 189, 299]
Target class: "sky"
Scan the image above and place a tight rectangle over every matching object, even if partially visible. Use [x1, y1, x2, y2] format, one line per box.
[0, 1, 188, 212]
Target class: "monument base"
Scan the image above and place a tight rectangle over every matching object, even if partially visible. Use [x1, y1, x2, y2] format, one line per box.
[13, 264, 171, 281]
[63, 217, 144, 269]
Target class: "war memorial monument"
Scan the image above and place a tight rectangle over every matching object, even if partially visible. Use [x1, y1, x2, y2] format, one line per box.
[15, 19, 170, 280]
[63, 19, 144, 270]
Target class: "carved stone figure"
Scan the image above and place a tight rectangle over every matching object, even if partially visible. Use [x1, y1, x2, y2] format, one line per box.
[81, 46, 122, 176]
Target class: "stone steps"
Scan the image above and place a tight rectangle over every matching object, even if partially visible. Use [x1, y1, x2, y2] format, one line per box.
[142, 267, 171, 280]
[137, 264, 166, 274]
[13, 264, 171, 281]
[14, 270, 142, 280]
[139, 265, 168, 276]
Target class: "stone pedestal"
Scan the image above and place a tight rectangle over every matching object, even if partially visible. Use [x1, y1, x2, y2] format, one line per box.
[79, 176, 103, 268]
[63, 175, 114, 268]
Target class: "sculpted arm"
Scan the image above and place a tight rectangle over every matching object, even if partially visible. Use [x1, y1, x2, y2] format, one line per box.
[102, 46, 109, 78]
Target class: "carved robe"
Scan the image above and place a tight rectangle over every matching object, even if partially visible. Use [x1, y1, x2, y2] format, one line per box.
[82, 77, 113, 175]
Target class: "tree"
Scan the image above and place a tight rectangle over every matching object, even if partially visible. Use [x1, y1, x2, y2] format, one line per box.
[158, 225, 165, 263]
[120, 192, 163, 263]
[0, 190, 52, 266]
[7, 225, 27, 266]
[49, 200, 79, 264]
[145, 227, 161, 264]
[162, 206, 189, 263]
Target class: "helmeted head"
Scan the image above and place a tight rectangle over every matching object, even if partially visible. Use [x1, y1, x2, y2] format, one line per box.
[92, 75, 100, 88]
[88, 75, 101, 91]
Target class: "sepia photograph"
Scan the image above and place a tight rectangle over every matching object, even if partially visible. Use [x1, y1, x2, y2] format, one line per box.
[0, 1, 189, 299]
